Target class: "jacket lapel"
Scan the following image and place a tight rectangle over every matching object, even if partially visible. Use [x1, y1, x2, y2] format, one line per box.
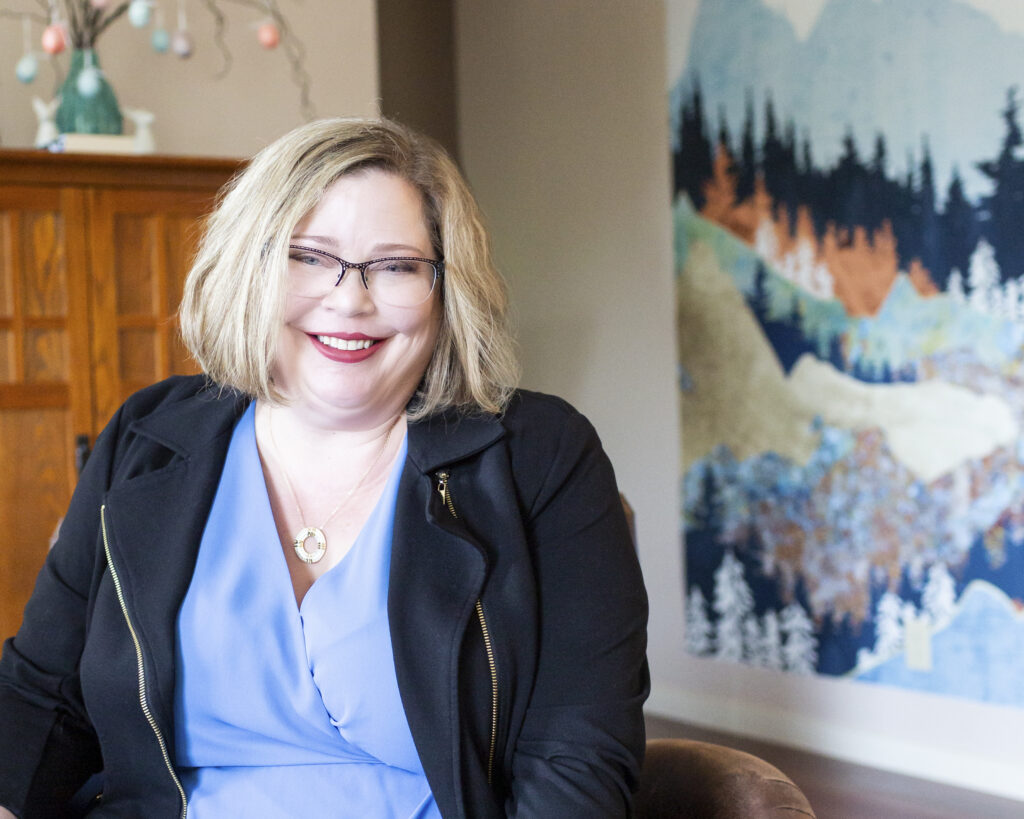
[101, 389, 246, 743]
[389, 410, 504, 817]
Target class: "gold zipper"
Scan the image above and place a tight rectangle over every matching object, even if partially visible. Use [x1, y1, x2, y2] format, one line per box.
[437, 470, 457, 518]
[474, 599, 499, 785]
[101, 505, 188, 818]
[435, 472, 499, 785]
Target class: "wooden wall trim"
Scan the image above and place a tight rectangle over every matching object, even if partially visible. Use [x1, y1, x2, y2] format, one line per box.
[0, 150, 245, 191]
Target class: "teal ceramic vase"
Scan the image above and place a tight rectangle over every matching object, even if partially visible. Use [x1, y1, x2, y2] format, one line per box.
[56, 49, 123, 135]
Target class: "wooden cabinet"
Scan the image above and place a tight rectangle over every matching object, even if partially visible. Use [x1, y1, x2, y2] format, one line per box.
[0, 151, 241, 640]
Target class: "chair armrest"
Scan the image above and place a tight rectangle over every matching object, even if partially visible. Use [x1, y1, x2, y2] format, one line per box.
[634, 738, 816, 818]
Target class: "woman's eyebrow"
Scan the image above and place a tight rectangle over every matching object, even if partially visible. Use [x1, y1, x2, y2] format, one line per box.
[289, 234, 339, 247]
[371, 242, 431, 255]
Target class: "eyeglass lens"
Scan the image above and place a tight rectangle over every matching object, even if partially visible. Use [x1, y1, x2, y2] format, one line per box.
[287, 246, 439, 307]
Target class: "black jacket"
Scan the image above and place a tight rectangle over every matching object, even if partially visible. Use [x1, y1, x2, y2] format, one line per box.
[0, 376, 649, 818]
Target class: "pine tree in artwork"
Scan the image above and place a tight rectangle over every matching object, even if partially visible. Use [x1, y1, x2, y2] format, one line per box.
[780, 119, 800, 224]
[967, 238, 1001, 314]
[833, 129, 869, 233]
[760, 95, 800, 224]
[867, 132, 889, 232]
[692, 462, 723, 533]
[674, 77, 715, 208]
[948, 269, 966, 303]
[761, 94, 785, 210]
[917, 140, 943, 281]
[685, 587, 713, 655]
[718, 105, 733, 159]
[737, 91, 757, 202]
[873, 591, 904, 657]
[941, 167, 980, 291]
[780, 602, 817, 674]
[999, 278, 1021, 321]
[712, 551, 754, 662]
[922, 563, 957, 627]
[888, 153, 919, 269]
[977, 86, 1024, 281]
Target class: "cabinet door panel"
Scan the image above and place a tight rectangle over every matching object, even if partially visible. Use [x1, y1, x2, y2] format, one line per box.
[0, 408, 72, 639]
[89, 189, 209, 431]
[24, 326, 69, 382]
[0, 186, 91, 640]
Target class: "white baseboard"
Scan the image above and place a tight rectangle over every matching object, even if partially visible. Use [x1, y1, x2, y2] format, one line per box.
[647, 676, 1024, 803]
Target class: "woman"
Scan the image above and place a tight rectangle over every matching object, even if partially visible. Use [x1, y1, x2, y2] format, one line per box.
[0, 118, 648, 818]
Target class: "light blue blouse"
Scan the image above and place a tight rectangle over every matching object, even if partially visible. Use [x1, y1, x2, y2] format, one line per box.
[174, 403, 440, 818]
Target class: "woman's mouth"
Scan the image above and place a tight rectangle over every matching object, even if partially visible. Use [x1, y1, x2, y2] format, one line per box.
[309, 333, 384, 363]
[315, 335, 377, 351]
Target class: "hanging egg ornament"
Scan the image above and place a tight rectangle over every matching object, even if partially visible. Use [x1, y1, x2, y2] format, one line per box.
[16, 52, 39, 84]
[257, 22, 280, 49]
[128, 0, 152, 28]
[151, 28, 170, 53]
[41, 24, 66, 55]
[77, 65, 102, 98]
[171, 30, 193, 58]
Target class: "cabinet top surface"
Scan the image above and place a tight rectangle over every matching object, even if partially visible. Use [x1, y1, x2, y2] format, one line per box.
[0, 149, 245, 190]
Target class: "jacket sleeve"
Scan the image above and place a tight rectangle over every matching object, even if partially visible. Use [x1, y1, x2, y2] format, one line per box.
[0, 406, 127, 817]
[506, 406, 649, 817]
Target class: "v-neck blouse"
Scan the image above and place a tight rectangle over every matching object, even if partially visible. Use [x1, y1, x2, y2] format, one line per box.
[173, 403, 440, 818]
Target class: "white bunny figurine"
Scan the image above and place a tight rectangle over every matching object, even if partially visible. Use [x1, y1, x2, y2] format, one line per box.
[124, 108, 156, 154]
[32, 96, 60, 148]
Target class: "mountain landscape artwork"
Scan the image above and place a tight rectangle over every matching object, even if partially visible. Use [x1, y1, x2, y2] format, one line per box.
[673, 0, 1024, 706]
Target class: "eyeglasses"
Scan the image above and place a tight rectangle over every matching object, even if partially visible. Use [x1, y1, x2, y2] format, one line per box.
[287, 244, 443, 307]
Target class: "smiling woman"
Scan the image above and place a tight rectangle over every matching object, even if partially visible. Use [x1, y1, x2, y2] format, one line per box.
[0, 118, 649, 818]
[270, 169, 443, 431]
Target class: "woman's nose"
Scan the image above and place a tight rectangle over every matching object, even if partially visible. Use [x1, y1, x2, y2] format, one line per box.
[320, 267, 375, 313]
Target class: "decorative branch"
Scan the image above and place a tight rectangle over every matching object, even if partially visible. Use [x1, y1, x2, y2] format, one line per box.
[89, 2, 130, 45]
[199, 0, 231, 78]
[262, 1, 313, 121]
[209, 0, 315, 120]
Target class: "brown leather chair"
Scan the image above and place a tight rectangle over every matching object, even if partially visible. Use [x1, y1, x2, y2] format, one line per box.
[635, 738, 817, 818]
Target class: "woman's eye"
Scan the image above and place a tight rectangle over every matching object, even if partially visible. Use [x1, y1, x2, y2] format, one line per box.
[290, 251, 327, 267]
[376, 260, 415, 274]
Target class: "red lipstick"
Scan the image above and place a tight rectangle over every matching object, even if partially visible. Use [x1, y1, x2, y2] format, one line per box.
[309, 333, 385, 363]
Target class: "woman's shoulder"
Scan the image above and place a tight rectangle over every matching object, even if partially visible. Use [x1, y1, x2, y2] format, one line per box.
[98, 375, 248, 463]
[501, 389, 597, 443]
[118, 374, 242, 424]
[497, 390, 609, 484]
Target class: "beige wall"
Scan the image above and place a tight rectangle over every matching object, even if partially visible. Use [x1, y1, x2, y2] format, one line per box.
[455, 0, 680, 723]
[455, 0, 1024, 802]
[0, 0, 379, 156]
[455, 0, 679, 570]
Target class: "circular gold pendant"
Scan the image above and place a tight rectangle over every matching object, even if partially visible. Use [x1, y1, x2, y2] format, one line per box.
[293, 526, 327, 564]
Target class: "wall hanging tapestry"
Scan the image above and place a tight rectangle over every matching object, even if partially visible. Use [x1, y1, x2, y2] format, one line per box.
[672, 0, 1024, 706]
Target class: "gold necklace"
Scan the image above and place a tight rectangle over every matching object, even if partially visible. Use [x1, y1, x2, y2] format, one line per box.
[267, 411, 397, 564]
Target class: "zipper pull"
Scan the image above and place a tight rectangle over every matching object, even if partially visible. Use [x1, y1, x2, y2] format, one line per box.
[436, 470, 458, 518]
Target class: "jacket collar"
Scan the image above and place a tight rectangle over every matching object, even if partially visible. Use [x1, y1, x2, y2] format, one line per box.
[407, 408, 505, 473]
[130, 383, 507, 474]
[128, 383, 250, 459]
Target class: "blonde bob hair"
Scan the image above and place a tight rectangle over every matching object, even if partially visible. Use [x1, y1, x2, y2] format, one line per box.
[180, 117, 518, 419]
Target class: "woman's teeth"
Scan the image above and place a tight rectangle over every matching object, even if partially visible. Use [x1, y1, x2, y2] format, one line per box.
[316, 335, 376, 350]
